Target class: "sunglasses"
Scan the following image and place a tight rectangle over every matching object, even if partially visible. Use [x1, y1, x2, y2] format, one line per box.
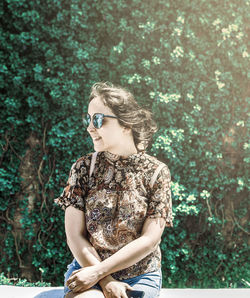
[83, 113, 118, 129]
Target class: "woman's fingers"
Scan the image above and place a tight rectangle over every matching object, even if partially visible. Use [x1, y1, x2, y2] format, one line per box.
[66, 274, 77, 287]
[121, 290, 128, 298]
[120, 284, 133, 298]
[72, 284, 84, 293]
[124, 284, 134, 295]
[66, 276, 74, 286]
[71, 268, 82, 275]
[126, 284, 134, 291]
[67, 280, 77, 290]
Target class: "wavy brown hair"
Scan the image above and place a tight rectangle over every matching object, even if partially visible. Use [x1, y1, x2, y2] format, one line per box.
[89, 82, 157, 151]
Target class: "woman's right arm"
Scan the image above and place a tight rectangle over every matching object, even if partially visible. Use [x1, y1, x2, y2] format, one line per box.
[65, 205, 101, 267]
[65, 206, 133, 296]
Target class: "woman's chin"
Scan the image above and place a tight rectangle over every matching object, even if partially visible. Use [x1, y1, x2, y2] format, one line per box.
[93, 141, 104, 152]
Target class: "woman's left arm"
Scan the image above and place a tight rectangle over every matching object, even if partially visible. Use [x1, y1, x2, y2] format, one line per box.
[97, 217, 166, 278]
[68, 217, 166, 288]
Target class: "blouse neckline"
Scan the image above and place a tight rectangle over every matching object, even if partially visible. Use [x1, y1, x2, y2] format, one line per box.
[103, 150, 145, 165]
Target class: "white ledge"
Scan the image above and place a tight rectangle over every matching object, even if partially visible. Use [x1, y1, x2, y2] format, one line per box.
[0, 285, 249, 298]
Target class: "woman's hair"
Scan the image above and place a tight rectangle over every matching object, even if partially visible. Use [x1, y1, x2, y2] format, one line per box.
[89, 82, 157, 151]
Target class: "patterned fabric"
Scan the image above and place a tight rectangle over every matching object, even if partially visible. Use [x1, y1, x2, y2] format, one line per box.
[55, 151, 172, 280]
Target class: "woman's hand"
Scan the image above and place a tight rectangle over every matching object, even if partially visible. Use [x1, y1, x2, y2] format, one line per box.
[99, 276, 133, 298]
[66, 265, 101, 293]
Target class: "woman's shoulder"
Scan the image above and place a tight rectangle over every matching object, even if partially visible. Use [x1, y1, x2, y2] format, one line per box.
[144, 153, 171, 177]
[140, 153, 171, 188]
[143, 153, 169, 169]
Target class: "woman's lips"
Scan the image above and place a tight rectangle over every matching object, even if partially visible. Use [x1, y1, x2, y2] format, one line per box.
[93, 136, 102, 141]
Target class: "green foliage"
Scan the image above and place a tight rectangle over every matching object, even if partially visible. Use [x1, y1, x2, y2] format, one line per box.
[0, 272, 51, 287]
[0, 0, 249, 288]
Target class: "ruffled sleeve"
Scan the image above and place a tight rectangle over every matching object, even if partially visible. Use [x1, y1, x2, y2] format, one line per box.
[54, 156, 90, 211]
[147, 165, 173, 227]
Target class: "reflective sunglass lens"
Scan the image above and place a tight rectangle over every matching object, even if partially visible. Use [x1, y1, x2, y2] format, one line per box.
[83, 114, 90, 127]
[93, 114, 103, 129]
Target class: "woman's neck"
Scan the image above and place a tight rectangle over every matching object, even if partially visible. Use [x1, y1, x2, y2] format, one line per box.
[108, 138, 138, 157]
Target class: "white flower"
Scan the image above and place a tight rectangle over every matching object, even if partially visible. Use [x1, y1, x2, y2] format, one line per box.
[177, 16, 185, 23]
[242, 51, 249, 58]
[171, 46, 184, 58]
[217, 82, 225, 89]
[236, 121, 244, 127]
[213, 19, 221, 26]
[215, 70, 221, 77]
[200, 190, 211, 199]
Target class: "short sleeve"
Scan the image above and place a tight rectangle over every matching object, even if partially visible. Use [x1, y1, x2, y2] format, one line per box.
[147, 165, 173, 227]
[54, 157, 90, 211]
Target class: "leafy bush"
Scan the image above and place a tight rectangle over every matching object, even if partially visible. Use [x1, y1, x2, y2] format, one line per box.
[0, 272, 51, 287]
[0, 0, 249, 287]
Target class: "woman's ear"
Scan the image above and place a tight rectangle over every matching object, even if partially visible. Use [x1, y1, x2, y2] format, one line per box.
[122, 126, 132, 134]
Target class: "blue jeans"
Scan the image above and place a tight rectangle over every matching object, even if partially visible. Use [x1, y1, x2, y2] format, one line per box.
[64, 258, 162, 297]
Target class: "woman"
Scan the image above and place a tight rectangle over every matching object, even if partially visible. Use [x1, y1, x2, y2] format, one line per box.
[55, 82, 173, 298]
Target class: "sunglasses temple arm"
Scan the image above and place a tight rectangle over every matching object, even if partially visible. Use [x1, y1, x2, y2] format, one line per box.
[104, 115, 117, 119]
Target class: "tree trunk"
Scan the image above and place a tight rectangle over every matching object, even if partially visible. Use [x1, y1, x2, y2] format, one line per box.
[13, 132, 41, 281]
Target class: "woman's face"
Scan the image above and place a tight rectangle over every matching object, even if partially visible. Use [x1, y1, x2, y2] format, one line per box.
[87, 96, 127, 154]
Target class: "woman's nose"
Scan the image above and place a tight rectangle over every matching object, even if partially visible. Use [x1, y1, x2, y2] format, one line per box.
[87, 120, 96, 132]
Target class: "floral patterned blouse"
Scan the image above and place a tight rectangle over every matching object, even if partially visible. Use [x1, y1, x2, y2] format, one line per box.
[55, 151, 172, 280]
